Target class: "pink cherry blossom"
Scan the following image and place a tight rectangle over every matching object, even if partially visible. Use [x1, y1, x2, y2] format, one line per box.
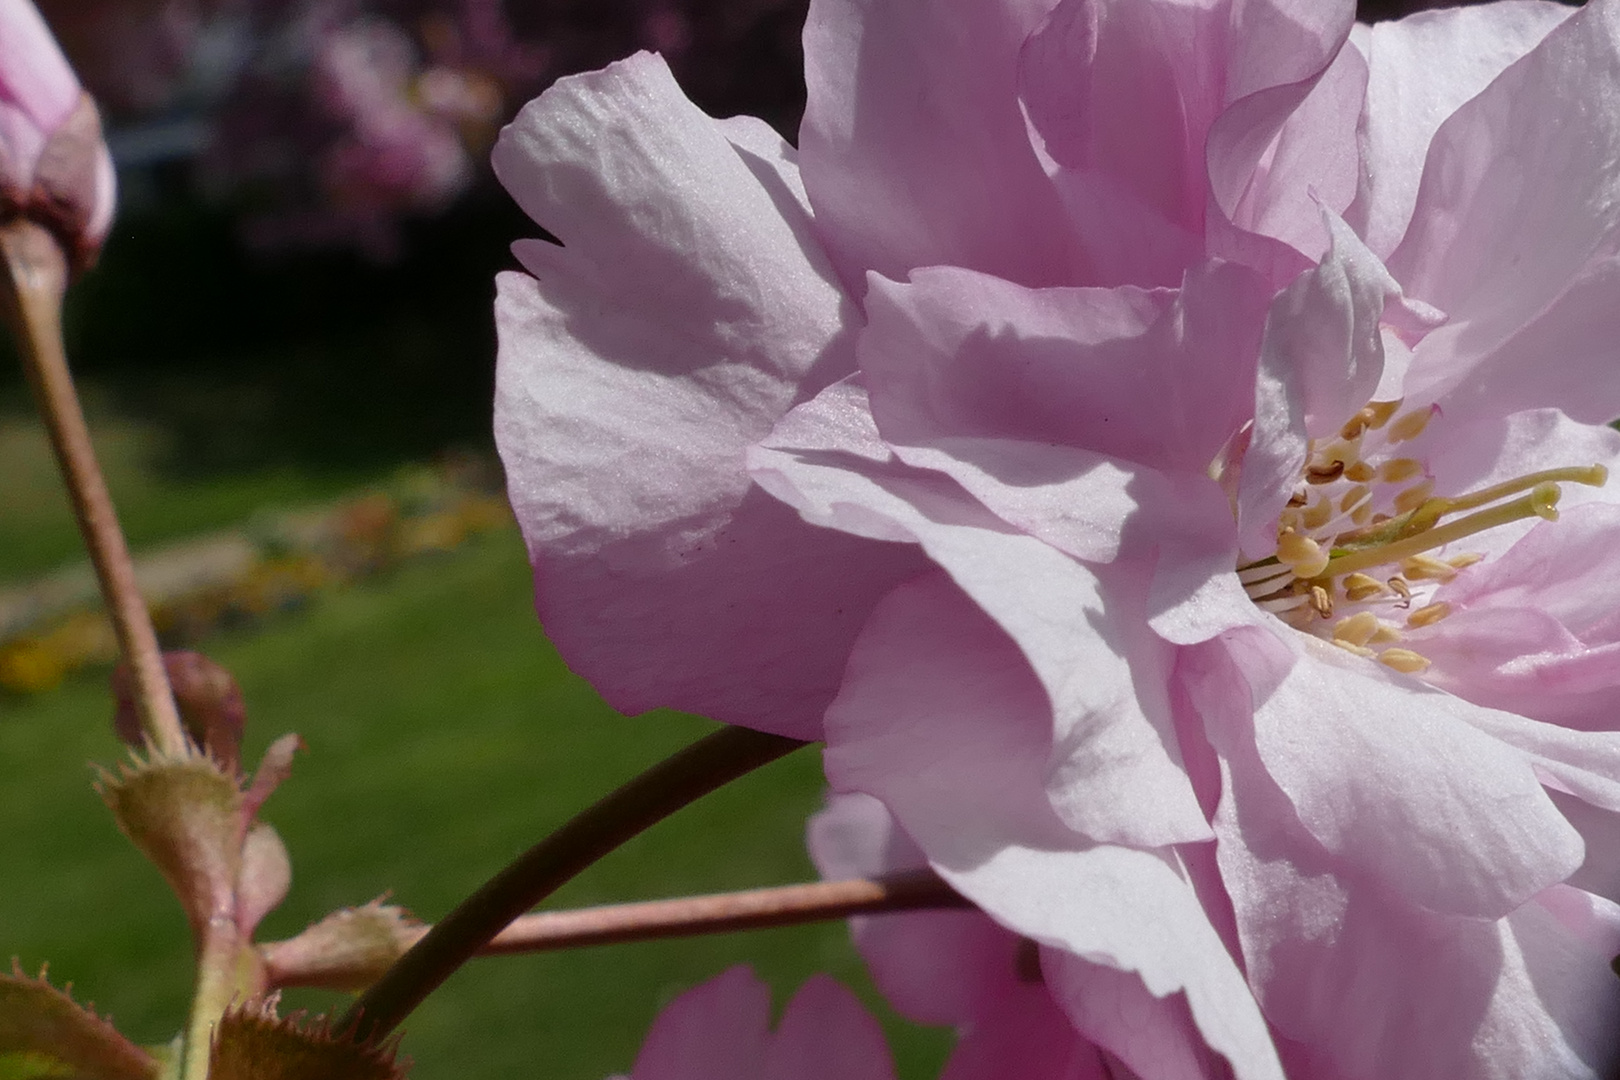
[493, 0, 1620, 1077]
[0, 0, 115, 263]
[607, 965, 894, 1080]
[810, 791, 1236, 1080]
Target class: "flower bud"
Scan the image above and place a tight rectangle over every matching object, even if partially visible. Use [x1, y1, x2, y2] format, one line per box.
[113, 650, 247, 772]
[0, 0, 115, 268]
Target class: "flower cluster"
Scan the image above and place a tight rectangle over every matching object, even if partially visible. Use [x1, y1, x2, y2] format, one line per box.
[493, 0, 1620, 1076]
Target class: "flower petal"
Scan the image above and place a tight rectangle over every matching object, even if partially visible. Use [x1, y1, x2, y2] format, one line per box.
[821, 573, 1282, 1080]
[491, 55, 924, 738]
[1347, 1, 1574, 259]
[629, 966, 770, 1080]
[1194, 636, 1620, 1080]
[807, 792, 1024, 1026]
[860, 263, 1271, 477]
[1388, 0, 1620, 375]
[764, 976, 895, 1080]
[1221, 629, 1584, 919]
[939, 979, 1109, 1080]
[755, 392, 1211, 848]
[799, 0, 1085, 291]
[1046, 952, 1233, 1080]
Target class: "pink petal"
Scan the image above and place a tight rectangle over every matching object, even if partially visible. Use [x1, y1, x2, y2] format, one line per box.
[1217, 37, 1366, 266]
[492, 55, 924, 738]
[1230, 632, 1583, 918]
[1193, 637, 1620, 1080]
[1347, 1, 1574, 259]
[0, 0, 79, 133]
[940, 979, 1109, 1080]
[860, 263, 1271, 477]
[821, 573, 1283, 1080]
[763, 976, 896, 1080]
[1046, 952, 1230, 1080]
[755, 393, 1210, 848]
[799, 0, 1085, 291]
[629, 966, 770, 1080]
[1237, 212, 1433, 556]
[1017, 0, 1224, 286]
[807, 792, 1023, 1026]
[1388, 0, 1620, 377]
[1423, 255, 1620, 425]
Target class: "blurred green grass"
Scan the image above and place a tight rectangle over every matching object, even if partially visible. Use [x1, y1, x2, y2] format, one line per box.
[0, 513, 954, 1077]
[0, 406, 374, 584]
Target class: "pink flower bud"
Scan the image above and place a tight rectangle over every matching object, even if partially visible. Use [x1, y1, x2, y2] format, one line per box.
[0, 0, 115, 268]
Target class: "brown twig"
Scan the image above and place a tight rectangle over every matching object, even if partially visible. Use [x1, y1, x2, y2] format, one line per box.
[469, 870, 969, 955]
[0, 220, 185, 755]
[339, 726, 809, 1041]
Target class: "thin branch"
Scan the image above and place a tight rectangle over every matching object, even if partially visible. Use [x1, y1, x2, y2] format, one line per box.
[469, 870, 968, 955]
[340, 725, 808, 1041]
[0, 220, 186, 755]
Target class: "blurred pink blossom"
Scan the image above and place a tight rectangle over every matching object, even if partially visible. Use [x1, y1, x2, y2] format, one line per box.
[607, 965, 894, 1080]
[0, 0, 115, 263]
[493, 0, 1620, 1077]
[810, 792, 1232, 1080]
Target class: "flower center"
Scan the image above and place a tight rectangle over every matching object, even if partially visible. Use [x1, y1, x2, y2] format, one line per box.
[1237, 400, 1607, 673]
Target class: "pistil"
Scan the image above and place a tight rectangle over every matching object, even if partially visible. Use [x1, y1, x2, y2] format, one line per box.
[1236, 396, 1610, 675]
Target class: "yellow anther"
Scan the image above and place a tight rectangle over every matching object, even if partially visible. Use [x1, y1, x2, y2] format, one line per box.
[1350, 504, 1373, 526]
[1447, 553, 1484, 570]
[1342, 573, 1386, 602]
[1278, 531, 1331, 577]
[1310, 585, 1333, 619]
[1301, 499, 1334, 531]
[1333, 611, 1380, 647]
[1379, 458, 1425, 484]
[1388, 577, 1412, 606]
[1393, 480, 1436, 514]
[1401, 554, 1459, 581]
[1334, 641, 1375, 658]
[1306, 460, 1346, 484]
[1379, 648, 1432, 674]
[1388, 407, 1435, 444]
[1340, 485, 1371, 514]
[1365, 400, 1401, 429]
[1370, 621, 1403, 644]
[1344, 461, 1376, 483]
[1407, 602, 1452, 628]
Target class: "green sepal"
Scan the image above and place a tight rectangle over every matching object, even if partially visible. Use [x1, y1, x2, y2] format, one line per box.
[95, 748, 243, 938]
[0, 964, 157, 1080]
[259, 903, 419, 993]
[207, 1003, 406, 1080]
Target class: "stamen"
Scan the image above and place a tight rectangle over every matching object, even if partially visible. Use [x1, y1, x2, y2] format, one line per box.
[1387, 577, 1412, 607]
[1333, 611, 1380, 647]
[1393, 480, 1435, 514]
[1379, 458, 1425, 484]
[1369, 621, 1403, 644]
[1322, 484, 1563, 579]
[1387, 406, 1435, 444]
[1344, 461, 1376, 483]
[1342, 573, 1386, 602]
[1401, 554, 1458, 581]
[1407, 602, 1451, 628]
[1277, 531, 1330, 578]
[1310, 585, 1333, 619]
[1379, 648, 1432, 674]
[1306, 460, 1345, 484]
[1334, 641, 1375, 658]
[1364, 400, 1401, 429]
[1447, 553, 1483, 570]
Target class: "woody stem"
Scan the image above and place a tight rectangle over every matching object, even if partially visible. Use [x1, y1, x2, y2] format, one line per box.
[0, 220, 186, 755]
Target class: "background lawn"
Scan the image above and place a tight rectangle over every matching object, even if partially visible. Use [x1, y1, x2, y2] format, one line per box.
[0, 467, 954, 1078]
